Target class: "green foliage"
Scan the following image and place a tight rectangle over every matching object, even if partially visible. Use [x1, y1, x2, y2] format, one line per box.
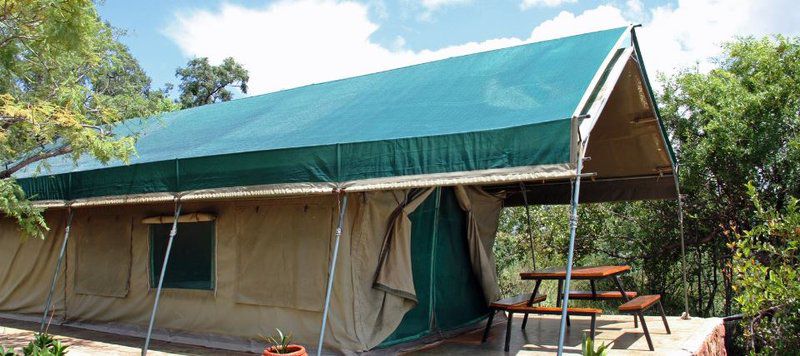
[730, 184, 800, 354]
[0, 178, 46, 238]
[581, 334, 609, 356]
[0, 333, 69, 356]
[658, 34, 800, 316]
[176, 57, 249, 108]
[264, 329, 293, 354]
[494, 205, 568, 300]
[0, 0, 176, 237]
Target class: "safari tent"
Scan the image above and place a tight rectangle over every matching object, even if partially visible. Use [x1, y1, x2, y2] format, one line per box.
[0, 26, 681, 354]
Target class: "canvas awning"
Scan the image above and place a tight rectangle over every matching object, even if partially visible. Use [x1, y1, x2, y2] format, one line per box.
[14, 26, 676, 207]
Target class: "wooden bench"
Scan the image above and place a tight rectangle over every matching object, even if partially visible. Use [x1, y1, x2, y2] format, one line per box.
[484, 301, 601, 352]
[567, 290, 638, 300]
[481, 293, 546, 349]
[618, 295, 671, 351]
[566, 290, 639, 327]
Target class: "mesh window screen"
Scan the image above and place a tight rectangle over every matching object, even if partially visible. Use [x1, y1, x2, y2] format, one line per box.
[150, 221, 215, 290]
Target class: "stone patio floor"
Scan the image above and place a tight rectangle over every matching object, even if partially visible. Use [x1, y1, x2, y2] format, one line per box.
[400, 314, 725, 355]
[1, 314, 725, 355]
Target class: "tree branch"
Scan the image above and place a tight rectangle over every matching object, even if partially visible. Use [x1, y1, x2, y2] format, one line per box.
[0, 145, 72, 178]
[0, 115, 26, 130]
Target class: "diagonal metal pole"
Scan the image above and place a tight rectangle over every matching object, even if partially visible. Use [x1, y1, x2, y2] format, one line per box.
[40, 208, 74, 332]
[317, 193, 348, 356]
[142, 201, 182, 356]
[674, 165, 690, 319]
[557, 151, 587, 355]
[520, 182, 536, 270]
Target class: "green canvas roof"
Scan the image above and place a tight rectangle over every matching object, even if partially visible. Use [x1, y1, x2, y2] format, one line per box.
[17, 27, 673, 204]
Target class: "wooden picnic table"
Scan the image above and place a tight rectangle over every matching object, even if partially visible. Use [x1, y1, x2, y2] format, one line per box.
[520, 265, 631, 280]
[518, 265, 638, 329]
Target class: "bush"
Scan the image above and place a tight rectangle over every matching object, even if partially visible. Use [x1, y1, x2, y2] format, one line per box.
[730, 184, 800, 354]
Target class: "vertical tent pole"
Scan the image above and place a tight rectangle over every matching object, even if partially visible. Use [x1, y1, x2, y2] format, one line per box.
[40, 208, 74, 332]
[674, 165, 690, 319]
[317, 193, 348, 356]
[142, 200, 182, 356]
[556, 150, 587, 356]
[519, 182, 536, 270]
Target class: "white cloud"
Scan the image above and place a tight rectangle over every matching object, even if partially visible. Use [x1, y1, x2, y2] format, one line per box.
[165, 0, 523, 94]
[528, 5, 626, 41]
[520, 0, 577, 10]
[392, 35, 407, 50]
[417, 0, 471, 22]
[625, 0, 643, 16]
[165, 0, 800, 95]
[635, 0, 800, 78]
[420, 0, 471, 11]
[524, 0, 800, 80]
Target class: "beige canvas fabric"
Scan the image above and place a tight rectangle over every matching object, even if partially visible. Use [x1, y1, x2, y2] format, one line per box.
[59, 199, 360, 349]
[0, 190, 444, 352]
[583, 56, 674, 179]
[371, 188, 435, 301]
[455, 186, 505, 304]
[141, 212, 216, 224]
[347, 189, 434, 348]
[0, 211, 67, 317]
[234, 202, 333, 312]
[74, 214, 132, 298]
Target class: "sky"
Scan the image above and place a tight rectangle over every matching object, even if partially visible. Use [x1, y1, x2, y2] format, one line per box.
[97, 0, 800, 97]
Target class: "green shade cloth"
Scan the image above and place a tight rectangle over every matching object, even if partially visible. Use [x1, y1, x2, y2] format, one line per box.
[381, 188, 488, 346]
[16, 27, 628, 201]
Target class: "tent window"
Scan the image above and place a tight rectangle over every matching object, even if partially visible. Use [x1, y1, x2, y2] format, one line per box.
[149, 221, 215, 290]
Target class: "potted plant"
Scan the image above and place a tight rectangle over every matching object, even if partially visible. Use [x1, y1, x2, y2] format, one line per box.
[581, 333, 609, 356]
[262, 329, 306, 356]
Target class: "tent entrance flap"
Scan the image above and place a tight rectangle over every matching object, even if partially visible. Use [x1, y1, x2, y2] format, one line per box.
[380, 187, 489, 347]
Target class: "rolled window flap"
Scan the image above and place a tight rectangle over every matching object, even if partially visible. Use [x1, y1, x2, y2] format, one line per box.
[141, 212, 216, 224]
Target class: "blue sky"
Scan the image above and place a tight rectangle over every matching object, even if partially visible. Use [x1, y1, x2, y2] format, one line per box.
[97, 0, 800, 96]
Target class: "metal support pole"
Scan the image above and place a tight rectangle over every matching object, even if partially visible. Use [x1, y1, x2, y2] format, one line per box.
[40, 209, 74, 332]
[142, 201, 182, 356]
[317, 193, 348, 356]
[674, 166, 691, 319]
[519, 182, 536, 270]
[556, 152, 586, 355]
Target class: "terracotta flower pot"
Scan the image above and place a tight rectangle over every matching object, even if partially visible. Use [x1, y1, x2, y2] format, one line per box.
[262, 345, 307, 356]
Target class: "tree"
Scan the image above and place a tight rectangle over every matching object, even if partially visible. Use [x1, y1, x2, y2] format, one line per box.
[0, 0, 176, 238]
[659, 35, 800, 316]
[175, 57, 248, 108]
[731, 185, 800, 354]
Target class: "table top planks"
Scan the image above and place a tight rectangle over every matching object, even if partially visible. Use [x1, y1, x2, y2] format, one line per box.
[519, 265, 631, 280]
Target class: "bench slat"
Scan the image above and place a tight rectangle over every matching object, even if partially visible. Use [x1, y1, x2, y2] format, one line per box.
[507, 305, 602, 316]
[619, 295, 661, 312]
[568, 290, 638, 299]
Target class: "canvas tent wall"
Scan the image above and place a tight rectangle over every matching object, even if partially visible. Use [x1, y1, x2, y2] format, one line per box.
[1, 26, 680, 354]
[0, 186, 500, 352]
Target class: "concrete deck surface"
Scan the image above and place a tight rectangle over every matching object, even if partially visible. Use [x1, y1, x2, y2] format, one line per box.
[0, 317, 250, 356]
[1, 314, 724, 355]
[403, 314, 725, 355]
